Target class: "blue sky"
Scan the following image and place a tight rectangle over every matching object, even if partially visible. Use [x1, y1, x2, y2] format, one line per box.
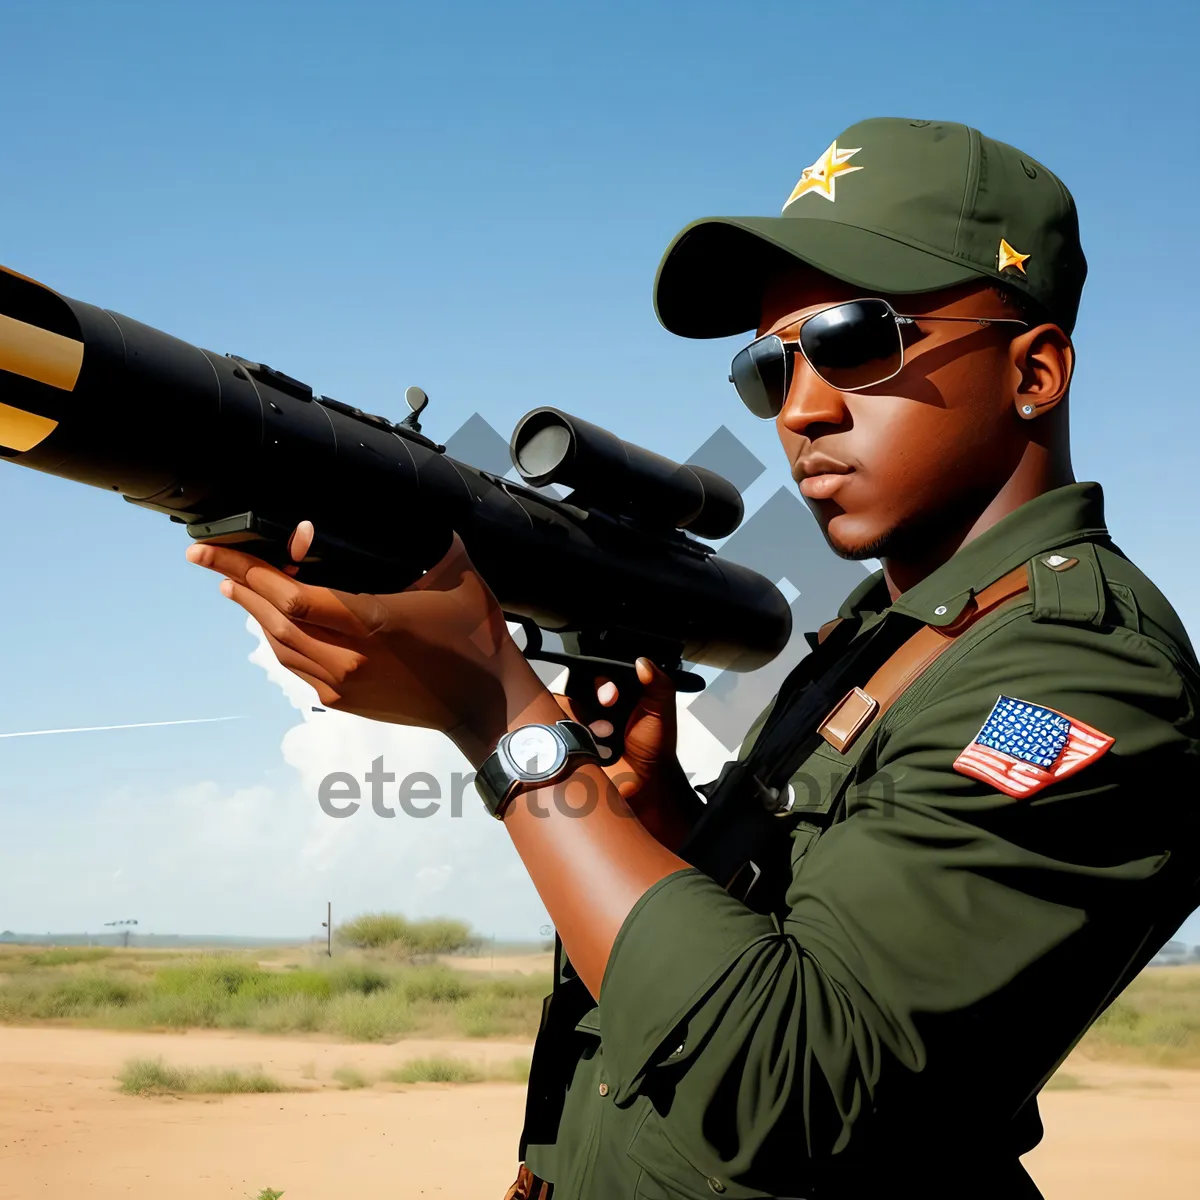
[0, 0, 1197, 941]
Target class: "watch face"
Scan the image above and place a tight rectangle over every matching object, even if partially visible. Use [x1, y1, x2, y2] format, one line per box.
[505, 725, 564, 778]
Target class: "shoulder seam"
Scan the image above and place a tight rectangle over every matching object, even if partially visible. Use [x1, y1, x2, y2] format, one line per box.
[876, 603, 1191, 744]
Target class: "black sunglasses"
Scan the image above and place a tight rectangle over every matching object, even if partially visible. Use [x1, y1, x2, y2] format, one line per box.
[729, 297, 1028, 419]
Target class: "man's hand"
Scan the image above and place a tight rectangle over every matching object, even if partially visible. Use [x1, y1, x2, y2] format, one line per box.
[554, 658, 701, 852]
[185, 521, 551, 761]
[188, 518, 697, 998]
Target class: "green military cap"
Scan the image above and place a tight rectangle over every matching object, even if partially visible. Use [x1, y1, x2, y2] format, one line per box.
[654, 117, 1088, 337]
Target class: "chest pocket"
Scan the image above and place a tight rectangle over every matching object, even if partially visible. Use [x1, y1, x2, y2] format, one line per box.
[628, 1107, 777, 1200]
[785, 729, 878, 865]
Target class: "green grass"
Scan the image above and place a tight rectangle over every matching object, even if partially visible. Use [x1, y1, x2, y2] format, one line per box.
[0, 946, 550, 1042]
[118, 1057, 293, 1096]
[1043, 1072, 1090, 1090]
[254, 1190, 284, 1199]
[332, 1065, 369, 1089]
[1078, 966, 1200, 1067]
[5, 945, 1199, 1073]
[385, 1056, 484, 1083]
[383, 1055, 531, 1084]
[6, 947, 115, 968]
[492, 1056, 532, 1083]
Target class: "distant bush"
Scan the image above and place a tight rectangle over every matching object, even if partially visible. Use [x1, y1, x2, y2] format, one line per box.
[383, 1055, 531, 1084]
[335, 913, 411, 949]
[385, 1056, 483, 1083]
[118, 1057, 291, 1096]
[335, 912, 474, 957]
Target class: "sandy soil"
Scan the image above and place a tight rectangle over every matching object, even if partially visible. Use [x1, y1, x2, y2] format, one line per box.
[1024, 1055, 1200, 1198]
[0, 1025, 1195, 1198]
[435, 952, 553, 975]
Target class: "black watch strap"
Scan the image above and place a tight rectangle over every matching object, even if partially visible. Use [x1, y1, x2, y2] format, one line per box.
[475, 719, 601, 819]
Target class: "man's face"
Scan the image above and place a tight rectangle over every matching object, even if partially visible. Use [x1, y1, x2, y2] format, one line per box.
[757, 267, 1028, 561]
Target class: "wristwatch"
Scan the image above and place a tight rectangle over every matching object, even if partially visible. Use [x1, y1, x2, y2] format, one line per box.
[475, 719, 602, 819]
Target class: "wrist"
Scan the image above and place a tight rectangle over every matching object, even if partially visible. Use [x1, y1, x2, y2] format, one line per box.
[451, 656, 566, 770]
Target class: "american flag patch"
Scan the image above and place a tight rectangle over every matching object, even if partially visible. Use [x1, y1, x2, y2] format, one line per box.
[952, 695, 1114, 799]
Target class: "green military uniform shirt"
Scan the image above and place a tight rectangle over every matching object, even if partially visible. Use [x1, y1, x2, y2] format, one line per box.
[522, 482, 1200, 1199]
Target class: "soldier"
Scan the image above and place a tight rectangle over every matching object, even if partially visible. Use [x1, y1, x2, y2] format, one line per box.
[188, 119, 1200, 1199]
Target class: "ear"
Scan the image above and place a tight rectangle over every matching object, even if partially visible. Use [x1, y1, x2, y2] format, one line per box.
[1011, 323, 1073, 420]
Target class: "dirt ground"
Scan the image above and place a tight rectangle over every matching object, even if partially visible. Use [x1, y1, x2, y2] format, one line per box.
[435, 951, 553, 975]
[0, 1026, 1196, 1198]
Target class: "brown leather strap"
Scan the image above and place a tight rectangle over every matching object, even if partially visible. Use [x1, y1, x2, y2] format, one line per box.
[819, 564, 1030, 754]
[816, 617, 844, 645]
[503, 1164, 551, 1200]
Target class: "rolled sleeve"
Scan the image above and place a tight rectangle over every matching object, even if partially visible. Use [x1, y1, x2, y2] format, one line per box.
[598, 867, 779, 1103]
[593, 615, 1198, 1194]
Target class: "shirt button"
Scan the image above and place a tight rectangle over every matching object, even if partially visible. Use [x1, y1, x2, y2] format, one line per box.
[934, 605, 948, 616]
[598, 1082, 609, 1097]
[706, 1179, 727, 1194]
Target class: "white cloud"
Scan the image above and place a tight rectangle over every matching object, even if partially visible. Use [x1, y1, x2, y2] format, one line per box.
[187, 613, 739, 936]
[2, 615, 744, 938]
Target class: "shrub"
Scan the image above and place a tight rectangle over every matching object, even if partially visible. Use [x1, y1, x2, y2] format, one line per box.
[336, 913, 413, 950]
[382, 1055, 530, 1084]
[118, 1057, 291, 1096]
[332, 1065, 369, 1089]
[385, 1057, 483, 1084]
[335, 912, 475, 957]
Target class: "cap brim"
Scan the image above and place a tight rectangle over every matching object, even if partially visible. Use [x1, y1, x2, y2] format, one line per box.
[653, 216, 986, 339]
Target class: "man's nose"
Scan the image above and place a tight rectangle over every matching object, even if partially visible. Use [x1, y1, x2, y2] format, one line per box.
[777, 353, 848, 439]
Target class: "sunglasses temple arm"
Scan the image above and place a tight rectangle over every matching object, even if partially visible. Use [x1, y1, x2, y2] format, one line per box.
[894, 313, 1029, 327]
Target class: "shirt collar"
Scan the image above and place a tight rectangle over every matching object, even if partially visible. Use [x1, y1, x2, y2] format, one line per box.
[837, 482, 1110, 627]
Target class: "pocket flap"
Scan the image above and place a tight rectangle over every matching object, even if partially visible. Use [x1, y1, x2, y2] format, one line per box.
[574, 1005, 601, 1034]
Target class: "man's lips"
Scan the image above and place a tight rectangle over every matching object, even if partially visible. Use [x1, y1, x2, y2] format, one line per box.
[793, 454, 854, 501]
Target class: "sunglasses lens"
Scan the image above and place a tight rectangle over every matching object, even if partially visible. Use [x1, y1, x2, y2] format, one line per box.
[730, 335, 788, 418]
[800, 300, 902, 390]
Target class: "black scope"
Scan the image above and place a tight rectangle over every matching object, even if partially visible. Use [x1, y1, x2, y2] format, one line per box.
[509, 407, 743, 540]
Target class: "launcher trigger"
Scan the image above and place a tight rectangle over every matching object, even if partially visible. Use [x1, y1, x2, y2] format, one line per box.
[184, 511, 304, 568]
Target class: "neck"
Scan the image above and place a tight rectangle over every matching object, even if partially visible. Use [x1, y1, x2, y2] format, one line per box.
[882, 441, 1074, 600]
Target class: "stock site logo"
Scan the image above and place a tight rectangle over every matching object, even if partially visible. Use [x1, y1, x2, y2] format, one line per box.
[442, 413, 870, 754]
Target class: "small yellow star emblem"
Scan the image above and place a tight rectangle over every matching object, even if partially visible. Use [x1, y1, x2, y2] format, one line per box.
[998, 238, 1031, 274]
[783, 140, 863, 208]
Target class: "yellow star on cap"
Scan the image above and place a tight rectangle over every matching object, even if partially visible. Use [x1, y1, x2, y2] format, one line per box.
[783, 140, 863, 208]
[998, 238, 1031, 274]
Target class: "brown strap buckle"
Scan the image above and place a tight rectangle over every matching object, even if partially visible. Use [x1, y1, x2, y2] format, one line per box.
[817, 687, 879, 753]
[818, 564, 1031, 755]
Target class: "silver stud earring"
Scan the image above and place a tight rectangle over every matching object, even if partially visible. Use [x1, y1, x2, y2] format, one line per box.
[1021, 405, 1034, 415]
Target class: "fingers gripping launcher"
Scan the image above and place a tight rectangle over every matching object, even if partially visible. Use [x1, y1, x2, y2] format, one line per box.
[0, 266, 791, 752]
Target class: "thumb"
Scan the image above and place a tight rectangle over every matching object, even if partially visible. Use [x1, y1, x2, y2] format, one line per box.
[633, 657, 678, 713]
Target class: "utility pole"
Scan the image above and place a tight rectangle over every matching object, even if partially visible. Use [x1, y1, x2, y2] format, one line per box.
[104, 918, 138, 949]
[321, 902, 332, 957]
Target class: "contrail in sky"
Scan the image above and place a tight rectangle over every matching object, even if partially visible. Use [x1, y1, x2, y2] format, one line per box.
[0, 716, 245, 739]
